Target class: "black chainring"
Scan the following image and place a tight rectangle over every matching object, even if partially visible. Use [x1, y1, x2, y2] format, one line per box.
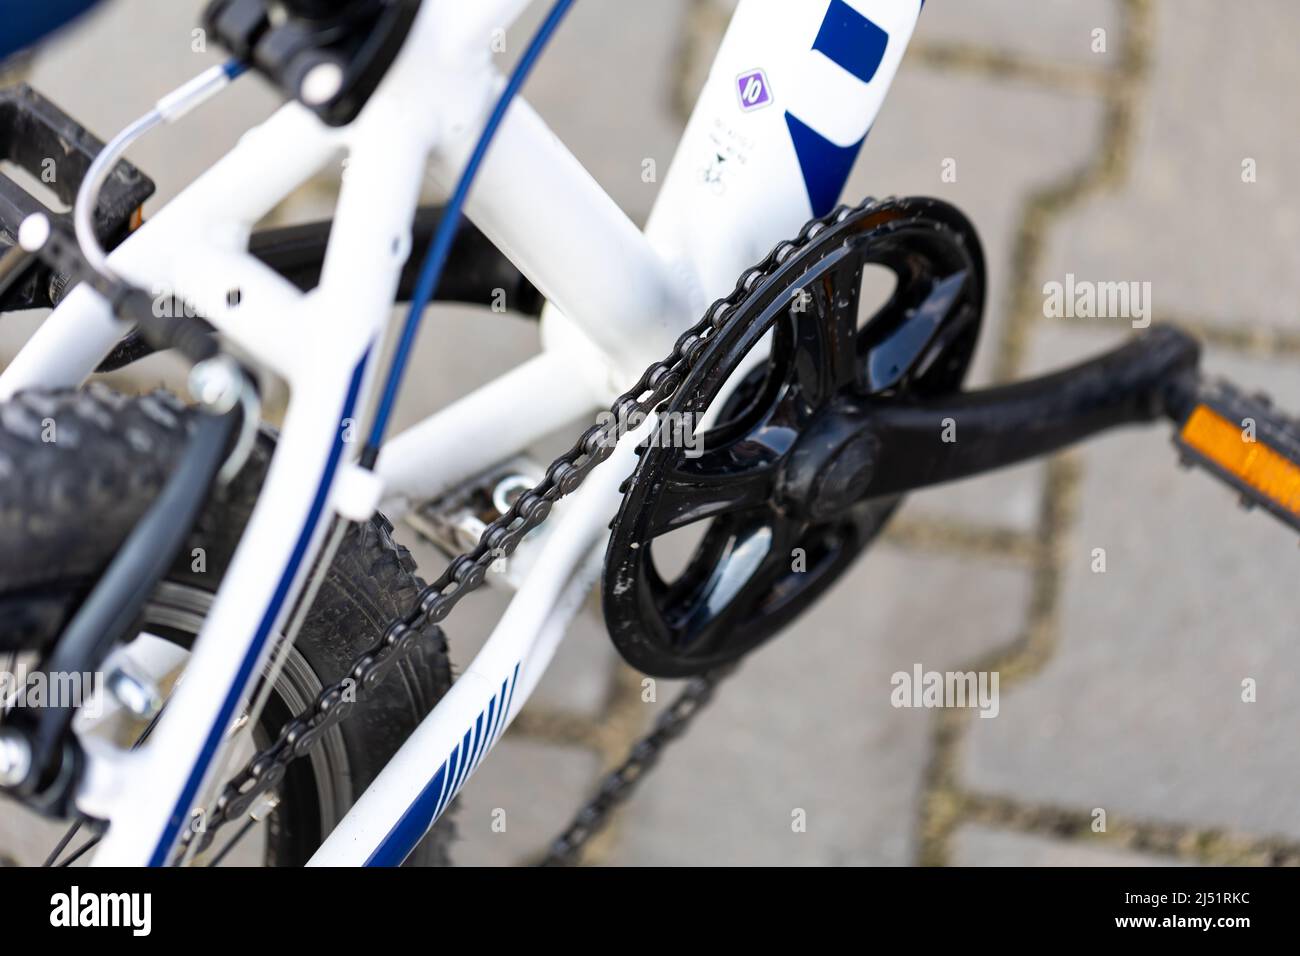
[602, 196, 986, 677]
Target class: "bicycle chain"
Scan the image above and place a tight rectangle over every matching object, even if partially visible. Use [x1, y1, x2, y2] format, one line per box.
[539, 663, 736, 866]
[183, 196, 878, 861]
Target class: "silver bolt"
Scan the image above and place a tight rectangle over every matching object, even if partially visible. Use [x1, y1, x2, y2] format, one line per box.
[249, 792, 281, 823]
[188, 355, 243, 415]
[453, 514, 488, 553]
[0, 730, 32, 787]
[107, 666, 163, 720]
[492, 474, 533, 517]
[300, 61, 344, 106]
[17, 213, 51, 252]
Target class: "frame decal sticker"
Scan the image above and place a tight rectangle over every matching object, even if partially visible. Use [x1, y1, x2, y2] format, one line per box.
[148, 355, 370, 866]
[365, 663, 520, 866]
[784, 113, 866, 219]
[735, 68, 773, 111]
[785, 0, 890, 217]
[812, 0, 888, 84]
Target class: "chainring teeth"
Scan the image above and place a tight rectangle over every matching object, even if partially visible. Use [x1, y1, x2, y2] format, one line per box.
[603, 195, 986, 677]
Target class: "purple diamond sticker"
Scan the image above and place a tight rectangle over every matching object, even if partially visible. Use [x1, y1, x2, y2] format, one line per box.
[736, 69, 773, 111]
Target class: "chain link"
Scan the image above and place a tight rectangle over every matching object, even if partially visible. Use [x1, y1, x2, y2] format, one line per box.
[182, 197, 871, 861]
[539, 663, 737, 866]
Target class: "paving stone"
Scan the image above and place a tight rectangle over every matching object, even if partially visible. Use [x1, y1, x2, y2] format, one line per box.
[451, 737, 602, 866]
[913, 0, 1124, 68]
[0, 311, 48, 370]
[961, 324, 1300, 841]
[0, 807, 89, 867]
[1038, 0, 1300, 334]
[905, 461, 1045, 537]
[606, 545, 1032, 865]
[952, 825, 1191, 866]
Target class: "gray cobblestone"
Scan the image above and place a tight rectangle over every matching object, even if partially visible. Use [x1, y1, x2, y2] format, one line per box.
[452, 738, 603, 867]
[1037, 0, 1300, 334]
[914, 0, 1123, 68]
[25, 0, 283, 207]
[951, 824, 1191, 866]
[962, 325, 1300, 841]
[607, 546, 1032, 865]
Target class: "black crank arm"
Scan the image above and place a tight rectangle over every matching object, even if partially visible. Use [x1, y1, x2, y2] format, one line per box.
[857, 324, 1202, 497]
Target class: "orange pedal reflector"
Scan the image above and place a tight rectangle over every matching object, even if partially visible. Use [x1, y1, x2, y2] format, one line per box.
[1180, 404, 1300, 522]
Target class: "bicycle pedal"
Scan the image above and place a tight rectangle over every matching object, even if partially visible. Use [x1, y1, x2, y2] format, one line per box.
[0, 84, 155, 311]
[1173, 379, 1300, 532]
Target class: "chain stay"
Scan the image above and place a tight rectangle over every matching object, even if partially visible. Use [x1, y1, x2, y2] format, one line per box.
[184, 198, 867, 859]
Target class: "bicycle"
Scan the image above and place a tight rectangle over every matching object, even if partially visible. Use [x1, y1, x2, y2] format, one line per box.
[0, 0, 1295, 868]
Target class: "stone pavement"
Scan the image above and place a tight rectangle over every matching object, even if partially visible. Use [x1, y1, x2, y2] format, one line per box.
[2, 1, 1299, 867]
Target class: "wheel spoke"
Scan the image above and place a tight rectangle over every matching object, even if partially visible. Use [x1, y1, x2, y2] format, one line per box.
[206, 816, 258, 867]
[42, 816, 87, 868]
[55, 832, 102, 867]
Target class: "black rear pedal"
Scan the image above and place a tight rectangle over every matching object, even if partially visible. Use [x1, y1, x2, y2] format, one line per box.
[1171, 378, 1300, 532]
[0, 84, 155, 311]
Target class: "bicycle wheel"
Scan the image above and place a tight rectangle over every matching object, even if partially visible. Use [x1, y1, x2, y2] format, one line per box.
[0, 384, 453, 866]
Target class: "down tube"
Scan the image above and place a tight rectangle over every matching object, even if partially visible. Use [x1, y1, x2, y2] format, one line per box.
[645, 0, 923, 309]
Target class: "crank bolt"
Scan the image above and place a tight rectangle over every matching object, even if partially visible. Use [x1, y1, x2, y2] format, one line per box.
[0, 729, 32, 787]
[107, 666, 164, 720]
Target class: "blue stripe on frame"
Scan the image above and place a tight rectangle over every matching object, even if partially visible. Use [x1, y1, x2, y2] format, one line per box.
[475, 696, 498, 772]
[149, 354, 370, 866]
[498, 663, 520, 742]
[812, 0, 889, 84]
[467, 713, 487, 777]
[452, 727, 474, 803]
[366, 663, 521, 866]
[784, 112, 867, 218]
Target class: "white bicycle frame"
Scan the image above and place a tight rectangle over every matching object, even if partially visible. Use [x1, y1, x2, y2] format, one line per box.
[0, 0, 922, 865]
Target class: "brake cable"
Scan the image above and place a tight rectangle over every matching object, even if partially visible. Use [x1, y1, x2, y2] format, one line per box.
[360, 0, 577, 465]
[73, 59, 247, 281]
